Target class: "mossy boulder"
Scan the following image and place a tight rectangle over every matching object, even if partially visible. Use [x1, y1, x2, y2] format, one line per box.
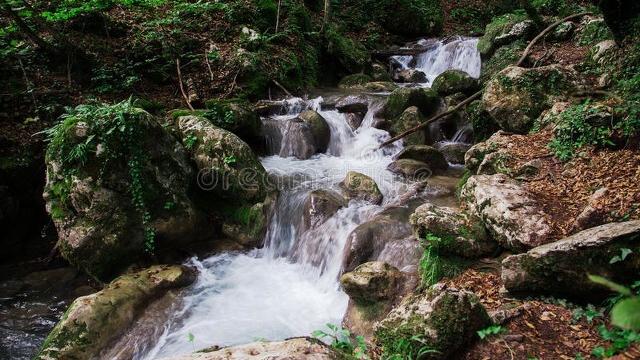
[340, 261, 401, 304]
[390, 107, 426, 146]
[175, 115, 271, 204]
[464, 131, 513, 174]
[44, 103, 209, 281]
[37, 265, 196, 360]
[375, 284, 490, 359]
[431, 70, 479, 96]
[394, 145, 448, 172]
[339, 171, 383, 205]
[435, 142, 472, 164]
[299, 110, 331, 153]
[482, 65, 577, 133]
[302, 189, 346, 232]
[202, 99, 262, 145]
[477, 14, 532, 58]
[410, 203, 496, 258]
[383, 87, 440, 119]
[502, 221, 640, 299]
[338, 73, 373, 89]
[363, 81, 399, 92]
[388, 159, 432, 180]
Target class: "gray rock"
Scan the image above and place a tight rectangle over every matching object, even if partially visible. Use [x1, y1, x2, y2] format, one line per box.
[390, 106, 427, 146]
[301, 189, 346, 233]
[388, 159, 432, 180]
[340, 261, 401, 304]
[502, 221, 640, 298]
[410, 203, 496, 258]
[375, 284, 491, 360]
[435, 142, 471, 164]
[395, 145, 448, 172]
[394, 69, 428, 83]
[335, 95, 369, 114]
[299, 110, 331, 154]
[460, 174, 553, 252]
[574, 187, 609, 231]
[339, 171, 383, 205]
[432, 70, 478, 96]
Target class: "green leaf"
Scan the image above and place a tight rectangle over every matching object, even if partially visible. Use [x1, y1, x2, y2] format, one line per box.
[611, 297, 640, 331]
[588, 275, 633, 296]
[187, 332, 195, 342]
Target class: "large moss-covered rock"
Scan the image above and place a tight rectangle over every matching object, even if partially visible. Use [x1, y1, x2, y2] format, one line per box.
[202, 99, 262, 144]
[460, 174, 552, 252]
[340, 261, 401, 304]
[339, 171, 383, 205]
[162, 337, 341, 360]
[502, 221, 640, 299]
[37, 265, 196, 360]
[375, 284, 491, 359]
[299, 110, 331, 153]
[338, 73, 373, 89]
[389, 107, 426, 146]
[175, 115, 270, 203]
[482, 65, 577, 133]
[464, 130, 514, 175]
[44, 105, 208, 281]
[410, 203, 496, 258]
[477, 14, 532, 58]
[394, 145, 448, 172]
[432, 70, 478, 96]
[384, 87, 440, 119]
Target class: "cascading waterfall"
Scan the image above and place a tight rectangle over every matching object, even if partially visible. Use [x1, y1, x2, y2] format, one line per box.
[114, 37, 481, 360]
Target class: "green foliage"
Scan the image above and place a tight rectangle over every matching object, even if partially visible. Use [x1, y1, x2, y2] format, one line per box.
[530, 0, 588, 17]
[44, 99, 158, 252]
[578, 20, 613, 46]
[548, 101, 615, 161]
[572, 304, 604, 323]
[324, 24, 369, 74]
[312, 323, 369, 359]
[610, 248, 633, 264]
[418, 234, 470, 288]
[591, 325, 640, 358]
[377, 333, 439, 360]
[477, 325, 506, 340]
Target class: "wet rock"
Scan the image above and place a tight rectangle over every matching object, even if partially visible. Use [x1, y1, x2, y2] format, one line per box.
[410, 203, 496, 258]
[301, 189, 347, 232]
[335, 95, 369, 114]
[221, 195, 275, 247]
[435, 142, 471, 164]
[502, 221, 640, 299]
[342, 207, 415, 272]
[383, 87, 440, 119]
[339, 171, 383, 205]
[394, 145, 448, 172]
[482, 65, 577, 133]
[394, 69, 428, 83]
[44, 110, 209, 281]
[460, 174, 553, 252]
[37, 265, 196, 360]
[345, 112, 364, 130]
[162, 338, 340, 360]
[388, 159, 432, 180]
[371, 63, 393, 82]
[299, 110, 331, 153]
[390, 107, 427, 146]
[363, 81, 399, 92]
[573, 187, 609, 231]
[375, 284, 491, 360]
[340, 261, 401, 303]
[254, 99, 290, 116]
[432, 70, 479, 96]
[176, 115, 270, 203]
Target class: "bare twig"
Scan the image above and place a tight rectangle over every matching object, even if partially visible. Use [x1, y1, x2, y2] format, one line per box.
[273, 80, 292, 97]
[204, 45, 214, 82]
[321, 0, 329, 31]
[176, 58, 194, 111]
[516, 12, 591, 66]
[275, 0, 282, 33]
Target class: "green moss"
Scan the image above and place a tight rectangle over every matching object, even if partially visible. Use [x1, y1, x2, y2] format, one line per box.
[384, 87, 440, 119]
[480, 40, 525, 84]
[477, 12, 528, 57]
[338, 74, 373, 89]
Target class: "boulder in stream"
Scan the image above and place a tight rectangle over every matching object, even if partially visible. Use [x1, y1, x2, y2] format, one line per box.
[393, 69, 428, 83]
[299, 110, 331, 153]
[410, 203, 496, 258]
[502, 220, 640, 299]
[375, 284, 491, 360]
[161, 337, 341, 360]
[339, 171, 383, 205]
[37, 265, 196, 360]
[394, 145, 448, 172]
[388, 159, 432, 180]
[435, 142, 471, 164]
[340, 261, 401, 304]
[335, 95, 369, 114]
[460, 174, 553, 252]
[389, 106, 426, 146]
[301, 189, 347, 233]
[431, 69, 479, 96]
[384, 87, 440, 120]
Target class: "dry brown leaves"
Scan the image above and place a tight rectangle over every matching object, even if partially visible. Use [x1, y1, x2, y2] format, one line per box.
[446, 269, 611, 360]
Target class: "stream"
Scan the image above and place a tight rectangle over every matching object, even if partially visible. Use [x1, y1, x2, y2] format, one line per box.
[0, 37, 481, 360]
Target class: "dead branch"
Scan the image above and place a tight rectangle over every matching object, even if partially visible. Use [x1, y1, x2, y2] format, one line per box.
[516, 12, 592, 66]
[204, 45, 215, 82]
[273, 80, 293, 97]
[176, 58, 194, 111]
[275, 0, 282, 33]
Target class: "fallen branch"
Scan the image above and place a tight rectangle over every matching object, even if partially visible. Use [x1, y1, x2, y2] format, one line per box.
[379, 11, 592, 149]
[176, 58, 194, 111]
[273, 80, 292, 97]
[204, 45, 214, 82]
[379, 90, 482, 148]
[516, 12, 591, 66]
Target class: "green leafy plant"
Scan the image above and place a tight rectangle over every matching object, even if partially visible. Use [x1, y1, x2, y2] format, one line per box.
[477, 325, 507, 340]
[572, 304, 604, 323]
[610, 248, 633, 264]
[312, 324, 369, 359]
[377, 333, 439, 360]
[183, 134, 198, 150]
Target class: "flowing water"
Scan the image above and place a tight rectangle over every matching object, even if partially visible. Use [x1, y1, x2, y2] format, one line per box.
[1, 37, 481, 360]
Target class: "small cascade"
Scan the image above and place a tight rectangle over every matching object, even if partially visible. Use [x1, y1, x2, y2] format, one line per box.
[392, 37, 481, 86]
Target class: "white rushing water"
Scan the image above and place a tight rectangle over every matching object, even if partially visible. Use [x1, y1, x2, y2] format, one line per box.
[125, 38, 481, 360]
[393, 37, 481, 86]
